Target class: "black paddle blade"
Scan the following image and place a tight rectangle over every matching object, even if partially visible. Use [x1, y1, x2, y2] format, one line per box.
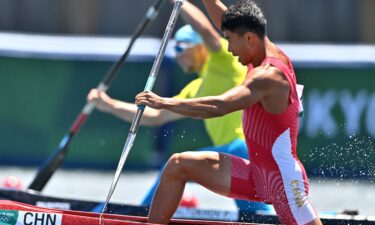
[28, 133, 72, 191]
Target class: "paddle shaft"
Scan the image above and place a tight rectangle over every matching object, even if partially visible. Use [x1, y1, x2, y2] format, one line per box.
[28, 0, 166, 192]
[100, 0, 184, 215]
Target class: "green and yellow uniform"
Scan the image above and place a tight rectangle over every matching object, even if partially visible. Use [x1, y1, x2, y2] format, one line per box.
[174, 38, 246, 146]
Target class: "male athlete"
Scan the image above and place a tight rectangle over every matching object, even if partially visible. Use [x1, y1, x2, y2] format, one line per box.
[136, 0, 322, 224]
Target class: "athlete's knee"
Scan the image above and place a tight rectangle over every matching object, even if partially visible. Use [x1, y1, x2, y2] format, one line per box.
[163, 152, 192, 180]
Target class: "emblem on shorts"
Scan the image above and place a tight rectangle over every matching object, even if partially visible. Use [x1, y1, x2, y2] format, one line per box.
[290, 180, 304, 208]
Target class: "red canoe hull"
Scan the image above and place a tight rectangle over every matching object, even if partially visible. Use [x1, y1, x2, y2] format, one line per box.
[0, 200, 264, 225]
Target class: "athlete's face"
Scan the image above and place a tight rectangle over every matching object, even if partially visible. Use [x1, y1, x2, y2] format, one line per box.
[224, 29, 252, 65]
[175, 42, 197, 73]
[175, 42, 206, 74]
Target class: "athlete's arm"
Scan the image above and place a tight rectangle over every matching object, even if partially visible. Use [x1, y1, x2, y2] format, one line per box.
[201, 0, 227, 31]
[176, 0, 221, 51]
[135, 68, 277, 119]
[87, 89, 184, 126]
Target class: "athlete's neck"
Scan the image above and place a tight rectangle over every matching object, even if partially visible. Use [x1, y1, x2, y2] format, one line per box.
[251, 37, 273, 67]
[264, 38, 288, 65]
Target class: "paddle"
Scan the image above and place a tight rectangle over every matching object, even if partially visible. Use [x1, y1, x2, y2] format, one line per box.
[99, 0, 185, 216]
[28, 0, 167, 192]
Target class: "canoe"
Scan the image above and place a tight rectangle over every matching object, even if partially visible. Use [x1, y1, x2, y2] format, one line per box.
[0, 200, 267, 225]
[0, 188, 374, 225]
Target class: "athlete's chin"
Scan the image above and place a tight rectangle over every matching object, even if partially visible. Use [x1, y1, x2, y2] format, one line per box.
[238, 57, 252, 66]
[238, 58, 246, 66]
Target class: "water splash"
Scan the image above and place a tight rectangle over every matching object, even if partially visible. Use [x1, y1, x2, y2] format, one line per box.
[302, 134, 375, 183]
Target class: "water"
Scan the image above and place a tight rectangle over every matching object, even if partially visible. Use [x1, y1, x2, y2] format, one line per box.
[1, 167, 374, 216]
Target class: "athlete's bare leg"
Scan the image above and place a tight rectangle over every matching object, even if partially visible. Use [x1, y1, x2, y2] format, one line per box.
[147, 151, 232, 224]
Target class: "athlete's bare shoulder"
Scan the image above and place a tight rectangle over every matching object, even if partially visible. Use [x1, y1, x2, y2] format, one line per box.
[244, 64, 288, 92]
[242, 62, 290, 113]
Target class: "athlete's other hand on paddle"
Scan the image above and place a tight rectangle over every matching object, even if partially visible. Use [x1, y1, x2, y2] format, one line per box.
[87, 88, 183, 126]
[87, 89, 115, 112]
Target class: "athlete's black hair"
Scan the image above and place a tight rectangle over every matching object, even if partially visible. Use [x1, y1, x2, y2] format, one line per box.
[222, 0, 267, 38]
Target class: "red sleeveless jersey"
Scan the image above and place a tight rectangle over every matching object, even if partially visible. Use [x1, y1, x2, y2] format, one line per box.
[242, 55, 309, 203]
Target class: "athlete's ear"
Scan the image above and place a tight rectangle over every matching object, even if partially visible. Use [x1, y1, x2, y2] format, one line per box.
[245, 32, 256, 47]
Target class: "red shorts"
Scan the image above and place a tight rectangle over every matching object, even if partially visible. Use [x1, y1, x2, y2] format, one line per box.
[227, 155, 318, 225]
